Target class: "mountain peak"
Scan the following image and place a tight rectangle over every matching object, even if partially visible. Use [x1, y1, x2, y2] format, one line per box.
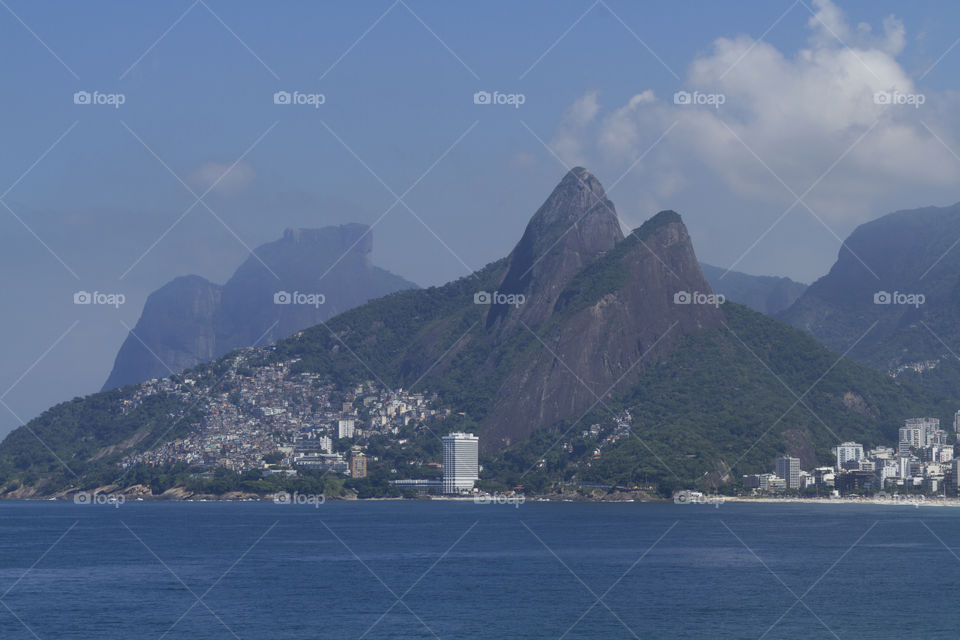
[102, 224, 415, 391]
[633, 210, 682, 239]
[559, 165, 604, 192]
[488, 169, 623, 326]
[281, 223, 371, 253]
[530, 167, 611, 230]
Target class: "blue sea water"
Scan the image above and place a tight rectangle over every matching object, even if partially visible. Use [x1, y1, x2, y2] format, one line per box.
[0, 500, 957, 639]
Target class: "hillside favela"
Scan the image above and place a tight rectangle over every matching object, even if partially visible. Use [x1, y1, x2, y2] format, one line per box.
[7, 1, 960, 638]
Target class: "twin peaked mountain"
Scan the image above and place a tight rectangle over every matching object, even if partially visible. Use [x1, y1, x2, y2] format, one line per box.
[1, 168, 950, 492]
[274, 168, 723, 451]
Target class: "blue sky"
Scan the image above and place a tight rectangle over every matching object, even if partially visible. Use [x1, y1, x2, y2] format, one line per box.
[2, 0, 960, 437]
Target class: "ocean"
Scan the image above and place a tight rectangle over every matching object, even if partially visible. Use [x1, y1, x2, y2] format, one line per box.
[0, 500, 955, 639]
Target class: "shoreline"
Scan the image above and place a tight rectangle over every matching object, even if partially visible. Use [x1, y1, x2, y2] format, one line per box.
[4, 494, 959, 507]
[718, 496, 956, 507]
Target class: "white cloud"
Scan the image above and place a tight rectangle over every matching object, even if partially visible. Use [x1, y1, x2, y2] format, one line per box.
[188, 160, 256, 195]
[551, 91, 601, 165]
[555, 0, 959, 228]
[597, 90, 656, 161]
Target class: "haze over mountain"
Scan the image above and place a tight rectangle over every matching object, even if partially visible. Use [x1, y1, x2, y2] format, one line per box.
[700, 263, 807, 316]
[102, 224, 416, 391]
[1, 169, 954, 497]
[8, 1, 960, 447]
[779, 202, 960, 397]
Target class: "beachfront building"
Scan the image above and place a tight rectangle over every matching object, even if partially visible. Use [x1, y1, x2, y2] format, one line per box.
[775, 456, 801, 490]
[833, 442, 864, 470]
[350, 448, 367, 478]
[442, 432, 479, 494]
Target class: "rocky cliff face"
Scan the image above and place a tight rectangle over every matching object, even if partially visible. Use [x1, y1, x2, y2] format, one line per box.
[487, 167, 624, 329]
[374, 170, 724, 451]
[102, 224, 416, 390]
[103, 276, 221, 390]
[482, 208, 724, 449]
[214, 223, 402, 352]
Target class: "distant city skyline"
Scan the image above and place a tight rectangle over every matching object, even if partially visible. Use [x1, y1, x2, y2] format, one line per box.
[4, 0, 960, 438]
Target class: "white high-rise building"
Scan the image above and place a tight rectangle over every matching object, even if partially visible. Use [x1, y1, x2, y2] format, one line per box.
[442, 432, 479, 495]
[833, 442, 863, 470]
[337, 419, 356, 439]
[899, 426, 922, 451]
[317, 436, 333, 454]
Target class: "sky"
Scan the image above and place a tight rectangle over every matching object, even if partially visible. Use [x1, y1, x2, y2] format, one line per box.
[2, 0, 960, 439]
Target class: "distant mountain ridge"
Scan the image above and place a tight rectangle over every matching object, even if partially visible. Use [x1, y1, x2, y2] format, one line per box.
[779, 201, 960, 395]
[102, 224, 416, 390]
[700, 263, 807, 315]
[1, 169, 954, 497]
